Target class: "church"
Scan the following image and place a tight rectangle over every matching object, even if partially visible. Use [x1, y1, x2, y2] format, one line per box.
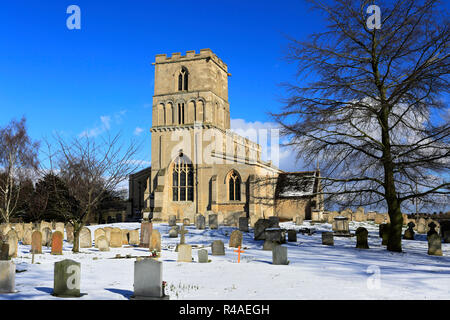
[127, 49, 323, 226]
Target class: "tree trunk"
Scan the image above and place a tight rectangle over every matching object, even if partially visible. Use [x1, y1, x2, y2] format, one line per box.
[72, 222, 82, 253]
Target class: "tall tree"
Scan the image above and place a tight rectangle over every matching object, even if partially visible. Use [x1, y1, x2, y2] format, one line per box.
[0, 117, 39, 223]
[272, 0, 449, 252]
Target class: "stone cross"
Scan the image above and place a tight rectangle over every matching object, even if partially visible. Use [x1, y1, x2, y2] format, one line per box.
[179, 226, 188, 245]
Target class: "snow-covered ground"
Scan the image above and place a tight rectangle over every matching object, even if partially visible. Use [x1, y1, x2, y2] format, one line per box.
[1, 221, 449, 300]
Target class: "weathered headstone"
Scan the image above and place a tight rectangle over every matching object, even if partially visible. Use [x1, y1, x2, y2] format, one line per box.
[139, 221, 153, 248]
[268, 216, 280, 228]
[254, 219, 271, 240]
[195, 214, 206, 230]
[208, 214, 218, 229]
[211, 240, 225, 256]
[380, 223, 390, 245]
[263, 240, 278, 251]
[355, 207, 366, 222]
[51, 231, 64, 255]
[355, 227, 369, 249]
[31, 231, 42, 254]
[198, 249, 208, 263]
[264, 228, 285, 244]
[272, 245, 288, 265]
[5, 230, 18, 258]
[311, 210, 323, 223]
[427, 222, 438, 237]
[79, 227, 92, 248]
[287, 230, 297, 242]
[22, 226, 32, 245]
[168, 226, 178, 238]
[238, 217, 249, 232]
[110, 228, 122, 248]
[149, 230, 161, 252]
[129, 229, 140, 245]
[403, 222, 415, 240]
[53, 259, 81, 297]
[295, 216, 304, 226]
[168, 215, 177, 227]
[229, 230, 243, 248]
[42, 227, 53, 247]
[96, 235, 110, 251]
[94, 228, 106, 248]
[177, 244, 192, 262]
[0, 261, 15, 293]
[322, 232, 334, 246]
[121, 229, 130, 245]
[332, 216, 350, 236]
[132, 258, 168, 300]
[104, 227, 113, 244]
[0, 243, 10, 260]
[183, 218, 190, 226]
[427, 233, 443, 256]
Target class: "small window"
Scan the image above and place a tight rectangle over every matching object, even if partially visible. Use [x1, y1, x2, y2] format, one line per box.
[178, 67, 188, 91]
[229, 171, 241, 201]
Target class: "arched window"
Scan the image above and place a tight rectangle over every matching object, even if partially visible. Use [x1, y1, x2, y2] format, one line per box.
[229, 171, 241, 201]
[177, 103, 185, 124]
[172, 154, 194, 202]
[178, 67, 189, 91]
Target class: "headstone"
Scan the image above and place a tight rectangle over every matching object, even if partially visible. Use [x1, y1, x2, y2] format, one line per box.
[42, 227, 52, 247]
[22, 227, 32, 245]
[355, 207, 366, 222]
[268, 216, 280, 228]
[5, 230, 18, 258]
[198, 249, 208, 263]
[129, 229, 140, 245]
[179, 226, 188, 245]
[0, 261, 15, 293]
[132, 258, 168, 299]
[311, 210, 323, 222]
[295, 216, 304, 226]
[139, 221, 153, 248]
[177, 244, 192, 262]
[168, 227, 178, 238]
[0, 243, 9, 260]
[367, 211, 376, 221]
[263, 240, 278, 251]
[51, 231, 64, 255]
[31, 231, 42, 254]
[168, 215, 177, 227]
[355, 227, 369, 249]
[14, 224, 24, 241]
[110, 228, 122, 248]
[427, 222, 438, 237]
[272, 245, 288, 265]
[264, 228, 285, 244]
[53, 259, 81, 297]
[238, 217, 249, 232]
[103, 227, 113, 244]
[254, 219, 271, 240]
[149, 230, 161, 252]
[322, 232, 334, 246]
[287, 230, 297, 242]
[417, 218, 427, 234]
[183, 218, 190, 226]
[94, 228, 106, 248]
[427, 233, 443, 256]
[380, 223, 390, 245]
[229, 230, 243, 248]
[332, 216, 350, 236]
[208, 214, 218, 229]
[96, 235, 109, 251]
[195, 214, 206, 230]
[403, 222, 415, 240]
[55, 222, 65, 236]
[79, 227, 92, 248]
[211, 240, 225, 256]
[121, 229, 130, 245]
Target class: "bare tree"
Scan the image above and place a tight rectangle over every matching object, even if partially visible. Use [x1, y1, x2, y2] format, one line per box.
[49, 132, 141, 252]
[272, 0, 449, 252]
[0, 117, 39, 223]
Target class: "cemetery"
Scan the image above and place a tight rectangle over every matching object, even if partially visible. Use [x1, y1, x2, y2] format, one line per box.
[0, 212, 449, 300]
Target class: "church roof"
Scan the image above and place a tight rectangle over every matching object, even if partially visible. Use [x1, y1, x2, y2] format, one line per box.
[275, 171, 319, 199]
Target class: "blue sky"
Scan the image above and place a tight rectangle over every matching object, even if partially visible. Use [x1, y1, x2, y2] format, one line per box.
[0, 0, 325, 171]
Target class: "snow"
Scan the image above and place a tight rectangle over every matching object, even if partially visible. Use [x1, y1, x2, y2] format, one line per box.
[1, 221, 450, 300]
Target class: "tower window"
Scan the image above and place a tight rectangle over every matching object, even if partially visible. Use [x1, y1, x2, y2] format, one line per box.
[178, 67, 189, 91]
[229, 171, 241, 201]
[172, 155, 194, 202]
[178, 103, 185, 124]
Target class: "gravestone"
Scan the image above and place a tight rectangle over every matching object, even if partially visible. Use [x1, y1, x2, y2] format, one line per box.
[287, 230, 297, 242]
[183, 218, 190, 226]
[238, 217, 249, 232]
[263, 240, 278, 251]
[355, 227, 369, 249]
[132, 258, 168, 300]
[149, 230, 161, 252]
[22, 227, 32, 245]
[198, 249, 208, 263]
[96, 235, 109, 251]
[417, 218, 427, 234]
[177, 244, 192, 262]
[94, 228, 106, 248]
[66, 224, 74, 244]
[380, 223, 391, 245]
[129, 229, 140, 245]
[332, 216, 350, 236]
[229, 230, 243, 248]
[254, 219, 271, 240]
[121, 229, 130, 245]
[311, 210, 323, 222]
[427, 233, 443, 256]
[168, 215, 177, 227]
[272, 245, 288, 265]
[211, 240, 225, 256]
[268, 216, 280, 228]
[208, 214, 218, 229]
[110, 229, 122, 248]
[53, 259, 81, 297]
[104, 227, 113, 244]
[42, 227, 53, 247]
[6, 230, 18, 258]
[0, 261, 15, 293]
[403, 222, 415, 240]
[322, 232, 334, 246]
[179, 226, 188, 245]
[355, 207, 366, 222]
[265, 228, 285, 244]
[55, 222, 65, 236]
[31, 231, 42, 254]
[14, 224, 24, 241]
[427, 222, 438, 237]
[195, 215, 206, 230]
[51, 231, 64, 255]
[79, 227, 92, 248]
[295, 216, 304, 226]
[168, 226, 178, 238]
[139, 221, 153, 248]
[0, 243, 9, 260]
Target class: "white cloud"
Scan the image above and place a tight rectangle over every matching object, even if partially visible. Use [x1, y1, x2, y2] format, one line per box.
[79, 110, 127, 138]
[134, 127, 144, 136]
